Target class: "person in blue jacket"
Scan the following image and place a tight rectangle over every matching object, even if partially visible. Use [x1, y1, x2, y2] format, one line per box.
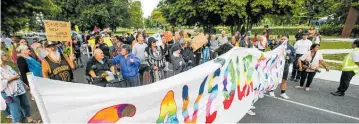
[268, 35, 295, 99]
[112, 44, 141, 87]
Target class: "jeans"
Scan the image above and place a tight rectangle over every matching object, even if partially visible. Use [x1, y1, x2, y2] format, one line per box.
[300, 71, 316, 87]
[7, 93, 31, 123]
[124, 76, 140, 87]
[210, 51, 217, 60]
[291, 54, 303, 79]
[337, 71, 355, 93]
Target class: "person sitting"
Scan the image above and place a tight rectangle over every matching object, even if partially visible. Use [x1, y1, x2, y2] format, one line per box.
[86, 48, 116, 87]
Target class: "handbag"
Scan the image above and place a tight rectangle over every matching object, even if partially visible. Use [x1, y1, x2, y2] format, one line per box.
[302, 52, 316, 72]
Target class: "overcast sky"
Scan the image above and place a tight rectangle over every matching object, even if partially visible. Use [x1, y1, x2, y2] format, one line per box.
[139, 0, 160, 18]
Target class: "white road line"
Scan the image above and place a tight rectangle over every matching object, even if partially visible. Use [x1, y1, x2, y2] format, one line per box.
[264, 94, 359, 121]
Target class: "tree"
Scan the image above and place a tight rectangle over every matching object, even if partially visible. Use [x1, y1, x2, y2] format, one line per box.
[1, 0, 59, 35]
[46, 0, 129, 32]
[128, 1, 144, 30]
[158, 0, 299, 34]
[149, 9, 167, 28]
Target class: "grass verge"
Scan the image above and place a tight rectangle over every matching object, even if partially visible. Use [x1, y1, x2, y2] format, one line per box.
[323, 54, 347, 61]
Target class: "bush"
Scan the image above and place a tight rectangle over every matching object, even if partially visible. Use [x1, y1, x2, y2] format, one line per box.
[251, 27, 309, 36]
[319, 25, 359, 37]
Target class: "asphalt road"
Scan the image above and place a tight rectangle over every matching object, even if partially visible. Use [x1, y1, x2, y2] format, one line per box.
[26, 56, 359, 123]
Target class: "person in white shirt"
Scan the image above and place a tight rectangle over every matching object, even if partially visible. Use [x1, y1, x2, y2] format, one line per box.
[291, 32, 312, 82]
[296, 44, 329, 91]
[257, 32, 267, 52]
[331, 40, 359, 96]
[217, 30, 229, 46]
[314, 32, 321, 44]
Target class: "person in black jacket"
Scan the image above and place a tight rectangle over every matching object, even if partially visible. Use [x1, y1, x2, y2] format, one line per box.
[171, 45, 185, 75]
[181, 41, 195, 71]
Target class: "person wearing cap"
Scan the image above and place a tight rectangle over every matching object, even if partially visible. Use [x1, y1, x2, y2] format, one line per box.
[291, 31, 312, 82]
[112, 44, 141, 87]
[171, 45, 185, 75]
[41, 41, 75, 82]
[331, 40, 359, 96]
[144, 37, 166, 83]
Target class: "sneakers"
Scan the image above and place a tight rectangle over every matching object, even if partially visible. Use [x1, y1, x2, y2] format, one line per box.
[294, 79, 300, 82]
[250, 106, 256, 110]
[305, 87, 310, 92]
[331, 91, 345, 96]
[247, 110, 256, 116]
[269, 91, 275, 97]
[295, 86, 303, 89]
[280, 93, 290, 99]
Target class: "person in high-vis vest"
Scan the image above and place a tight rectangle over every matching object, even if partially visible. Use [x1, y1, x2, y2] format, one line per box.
[331, 39, 359, 96]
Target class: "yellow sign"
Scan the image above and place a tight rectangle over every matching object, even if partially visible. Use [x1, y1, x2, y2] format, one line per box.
[44, 20, 71, 41]
[104, 37, 113, 47]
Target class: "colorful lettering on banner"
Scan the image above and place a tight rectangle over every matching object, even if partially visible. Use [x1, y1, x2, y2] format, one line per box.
[243, 55, 255, 97]
[206, 69, 220, 123]
[88, 104, 136, 123]
[222, 60, 237, 110]
[181, 77, 206, 123]
[157, 90, 179, 123]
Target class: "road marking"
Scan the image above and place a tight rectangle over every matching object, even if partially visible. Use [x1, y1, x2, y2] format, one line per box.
[264, 94, 359, 121]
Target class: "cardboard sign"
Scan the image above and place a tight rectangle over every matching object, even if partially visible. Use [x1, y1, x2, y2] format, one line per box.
[191, 33, 208, 52]
[44, 20, 71, 41]
[163, 31, 172, 42]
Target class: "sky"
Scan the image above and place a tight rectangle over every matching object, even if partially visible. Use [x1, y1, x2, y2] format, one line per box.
[139, 0, 160, 18]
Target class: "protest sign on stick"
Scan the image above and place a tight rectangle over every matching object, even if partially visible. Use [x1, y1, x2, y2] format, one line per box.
[191, 33, 208, 52]
[44, 20, 71, 42]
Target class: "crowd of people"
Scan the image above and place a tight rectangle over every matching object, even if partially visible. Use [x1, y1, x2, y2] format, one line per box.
[1, 26, 359, 122]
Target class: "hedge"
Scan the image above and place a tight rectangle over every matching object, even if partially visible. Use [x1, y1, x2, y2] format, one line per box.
[319, 25, 359, 37]
[250, 25, 359, 37]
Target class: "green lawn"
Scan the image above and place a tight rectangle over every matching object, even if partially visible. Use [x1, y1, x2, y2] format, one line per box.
[325, 62, 342, 70]
[323, 53, 347, 61]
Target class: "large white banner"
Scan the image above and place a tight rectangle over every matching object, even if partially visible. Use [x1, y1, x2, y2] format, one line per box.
[28, 43, 286, 123]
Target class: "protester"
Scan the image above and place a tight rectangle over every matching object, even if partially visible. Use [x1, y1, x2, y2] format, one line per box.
[331, 40, 359, 96]
[86, 49, 116, 87]
[240, 34, 252, 48]
[95, 37, 110, 58]
[308, 26, 316, 41]
[72, 37, 84, 68]
[181, 41, 195, 71]
[257, 32, 267, 52]
[0, 50, 41, 123]
[209, 35, 219, 60]
[19, 39, 39, 60]
[218, 30, 229, 46]
[296, 44, 329, 91]
[314, 32, 321, 44]
[111, 36, 125, 58]
[41, 41, 75, 82]
[144, 37, 166, 83]
[231, 31, 240, 47]
[132, 33, 149, 85]
[171, 45, 185, 75]
[291, 31, 312, 82]
[112, 44, 141, 87]
[269, 35, 295, 99]
[295, 28, 303, 43]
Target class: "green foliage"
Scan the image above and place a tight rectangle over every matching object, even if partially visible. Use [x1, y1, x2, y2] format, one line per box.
[128, 1, 144, 29]
[320, 25, 359, 37]
[47, 0, 130, 32]
[1, 0, 59, 35]
[251, 27, 309, 36]
[147, 9, 167, 28]
[158, 0, 300, 33]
